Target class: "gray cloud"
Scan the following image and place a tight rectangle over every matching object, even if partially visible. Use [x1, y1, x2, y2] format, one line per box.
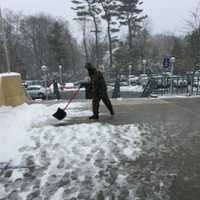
[0, 0, 199, 36]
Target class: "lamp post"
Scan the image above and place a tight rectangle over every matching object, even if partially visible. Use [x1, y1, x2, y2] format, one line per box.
[142, 59, 147, 74]
[41, 65, 48, 100]
[128, 65, 132, 85]
[58, 65, 63, 85]
[170, 57, 176, 95]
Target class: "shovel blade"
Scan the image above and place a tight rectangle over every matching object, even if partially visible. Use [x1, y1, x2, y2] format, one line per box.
[53, 108, 67, 120]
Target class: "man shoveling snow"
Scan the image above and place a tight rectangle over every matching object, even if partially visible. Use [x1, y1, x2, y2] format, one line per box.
[85, 63, 114, 120]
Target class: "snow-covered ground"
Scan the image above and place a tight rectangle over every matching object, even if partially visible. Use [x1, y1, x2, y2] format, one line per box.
[0, 102, 143, 199]
[120, 85, 143, 92]
[158, 94, 200, 99]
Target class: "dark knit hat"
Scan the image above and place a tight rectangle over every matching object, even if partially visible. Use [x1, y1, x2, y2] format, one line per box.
[85, 62, 94, 69]
[85, 62, 96, 76]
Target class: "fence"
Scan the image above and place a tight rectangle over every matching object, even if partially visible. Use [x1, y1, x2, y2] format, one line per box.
[142, 75, 200, 97]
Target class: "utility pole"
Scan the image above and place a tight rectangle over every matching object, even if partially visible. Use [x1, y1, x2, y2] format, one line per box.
[0, 7, 11, 72]
[91, 29, 101, 67]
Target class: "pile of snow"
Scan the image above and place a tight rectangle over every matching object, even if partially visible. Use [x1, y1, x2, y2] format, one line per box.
[0, 102, 89, 163]
[0, 101, 143, 199]
[120, 85, 143, 92]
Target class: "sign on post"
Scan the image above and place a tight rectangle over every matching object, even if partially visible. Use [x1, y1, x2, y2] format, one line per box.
[163, 57, 170, 68]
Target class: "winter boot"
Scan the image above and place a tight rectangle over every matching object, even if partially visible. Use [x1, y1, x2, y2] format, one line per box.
[110, 110, 114, 116]
[89, 115, 99, 120]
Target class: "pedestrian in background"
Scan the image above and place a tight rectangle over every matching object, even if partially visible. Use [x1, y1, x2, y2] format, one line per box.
[53, 79, 60, 100]
[112, 75, 120, 98]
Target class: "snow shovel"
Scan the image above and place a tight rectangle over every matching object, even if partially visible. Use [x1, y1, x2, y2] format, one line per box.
[52, 88, 80, 120]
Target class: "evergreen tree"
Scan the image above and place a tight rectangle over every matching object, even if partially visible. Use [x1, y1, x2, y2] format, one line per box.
[72, 0, 102, 66]
[76, 17, 90, 62]
[48, 21, 68, 70]
[187, 28, 200, 66]
[99, 0, 119, 70]
[113, 44, 130, 75]
[171, 37, 187, 74]
[117, 0, 147, 67]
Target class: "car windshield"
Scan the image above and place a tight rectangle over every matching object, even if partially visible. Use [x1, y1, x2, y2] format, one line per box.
[27, 87, 40, 90]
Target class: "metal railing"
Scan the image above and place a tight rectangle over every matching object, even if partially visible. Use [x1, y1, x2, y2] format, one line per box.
[142, 75, 200, 97]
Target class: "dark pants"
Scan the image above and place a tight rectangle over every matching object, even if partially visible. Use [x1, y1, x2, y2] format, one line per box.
[54, 91, 60, 100]
[92, 93, 114, 116]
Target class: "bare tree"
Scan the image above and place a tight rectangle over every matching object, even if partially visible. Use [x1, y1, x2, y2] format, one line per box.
[185, 1, 200, 67]
[0, 8, 10, 72]
[99, 0, 119, 70]
[186, 1, 200, 30]
[72, 0, 102, 66]
[75, 17, 90, 62]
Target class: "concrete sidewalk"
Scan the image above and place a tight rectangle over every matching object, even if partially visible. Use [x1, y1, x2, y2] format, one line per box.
[62, 97, 200, 200]
[62, 97, 200, 126]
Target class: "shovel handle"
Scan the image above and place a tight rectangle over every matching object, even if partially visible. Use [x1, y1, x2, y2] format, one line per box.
[63, 88, 80, 110]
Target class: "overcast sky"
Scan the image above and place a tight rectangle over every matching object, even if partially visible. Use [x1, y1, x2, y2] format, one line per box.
[0, 0, 199, 37]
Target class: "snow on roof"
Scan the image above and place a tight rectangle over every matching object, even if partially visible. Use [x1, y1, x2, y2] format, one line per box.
[0, 72, 20, 77]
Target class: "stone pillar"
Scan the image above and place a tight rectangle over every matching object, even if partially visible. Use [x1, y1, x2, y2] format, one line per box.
[0, 72, 27, 106]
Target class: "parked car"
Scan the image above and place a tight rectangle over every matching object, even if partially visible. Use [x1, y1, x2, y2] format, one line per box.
[63, 82, 78, 91]
[120, 81, 129, 86]
[139, 74, 149, 86]
[25, 80, 45, 87]
[26, 85, 50, 99]
[128, 75, 139, 85]
[22, 82, 28, 88]
[162, 72, 172, 77]
[193, 76, 200, 87]
[120, 75, 127, 82]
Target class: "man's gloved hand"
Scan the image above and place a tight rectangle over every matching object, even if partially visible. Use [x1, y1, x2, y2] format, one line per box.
[79, 82, 84, 88]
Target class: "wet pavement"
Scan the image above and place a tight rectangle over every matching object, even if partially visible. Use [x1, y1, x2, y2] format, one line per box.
[1, 97, 200, 200]
[64, 97, 200, 200]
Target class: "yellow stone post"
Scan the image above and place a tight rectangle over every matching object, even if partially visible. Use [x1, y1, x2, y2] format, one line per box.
[0, 73, 27, 107]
